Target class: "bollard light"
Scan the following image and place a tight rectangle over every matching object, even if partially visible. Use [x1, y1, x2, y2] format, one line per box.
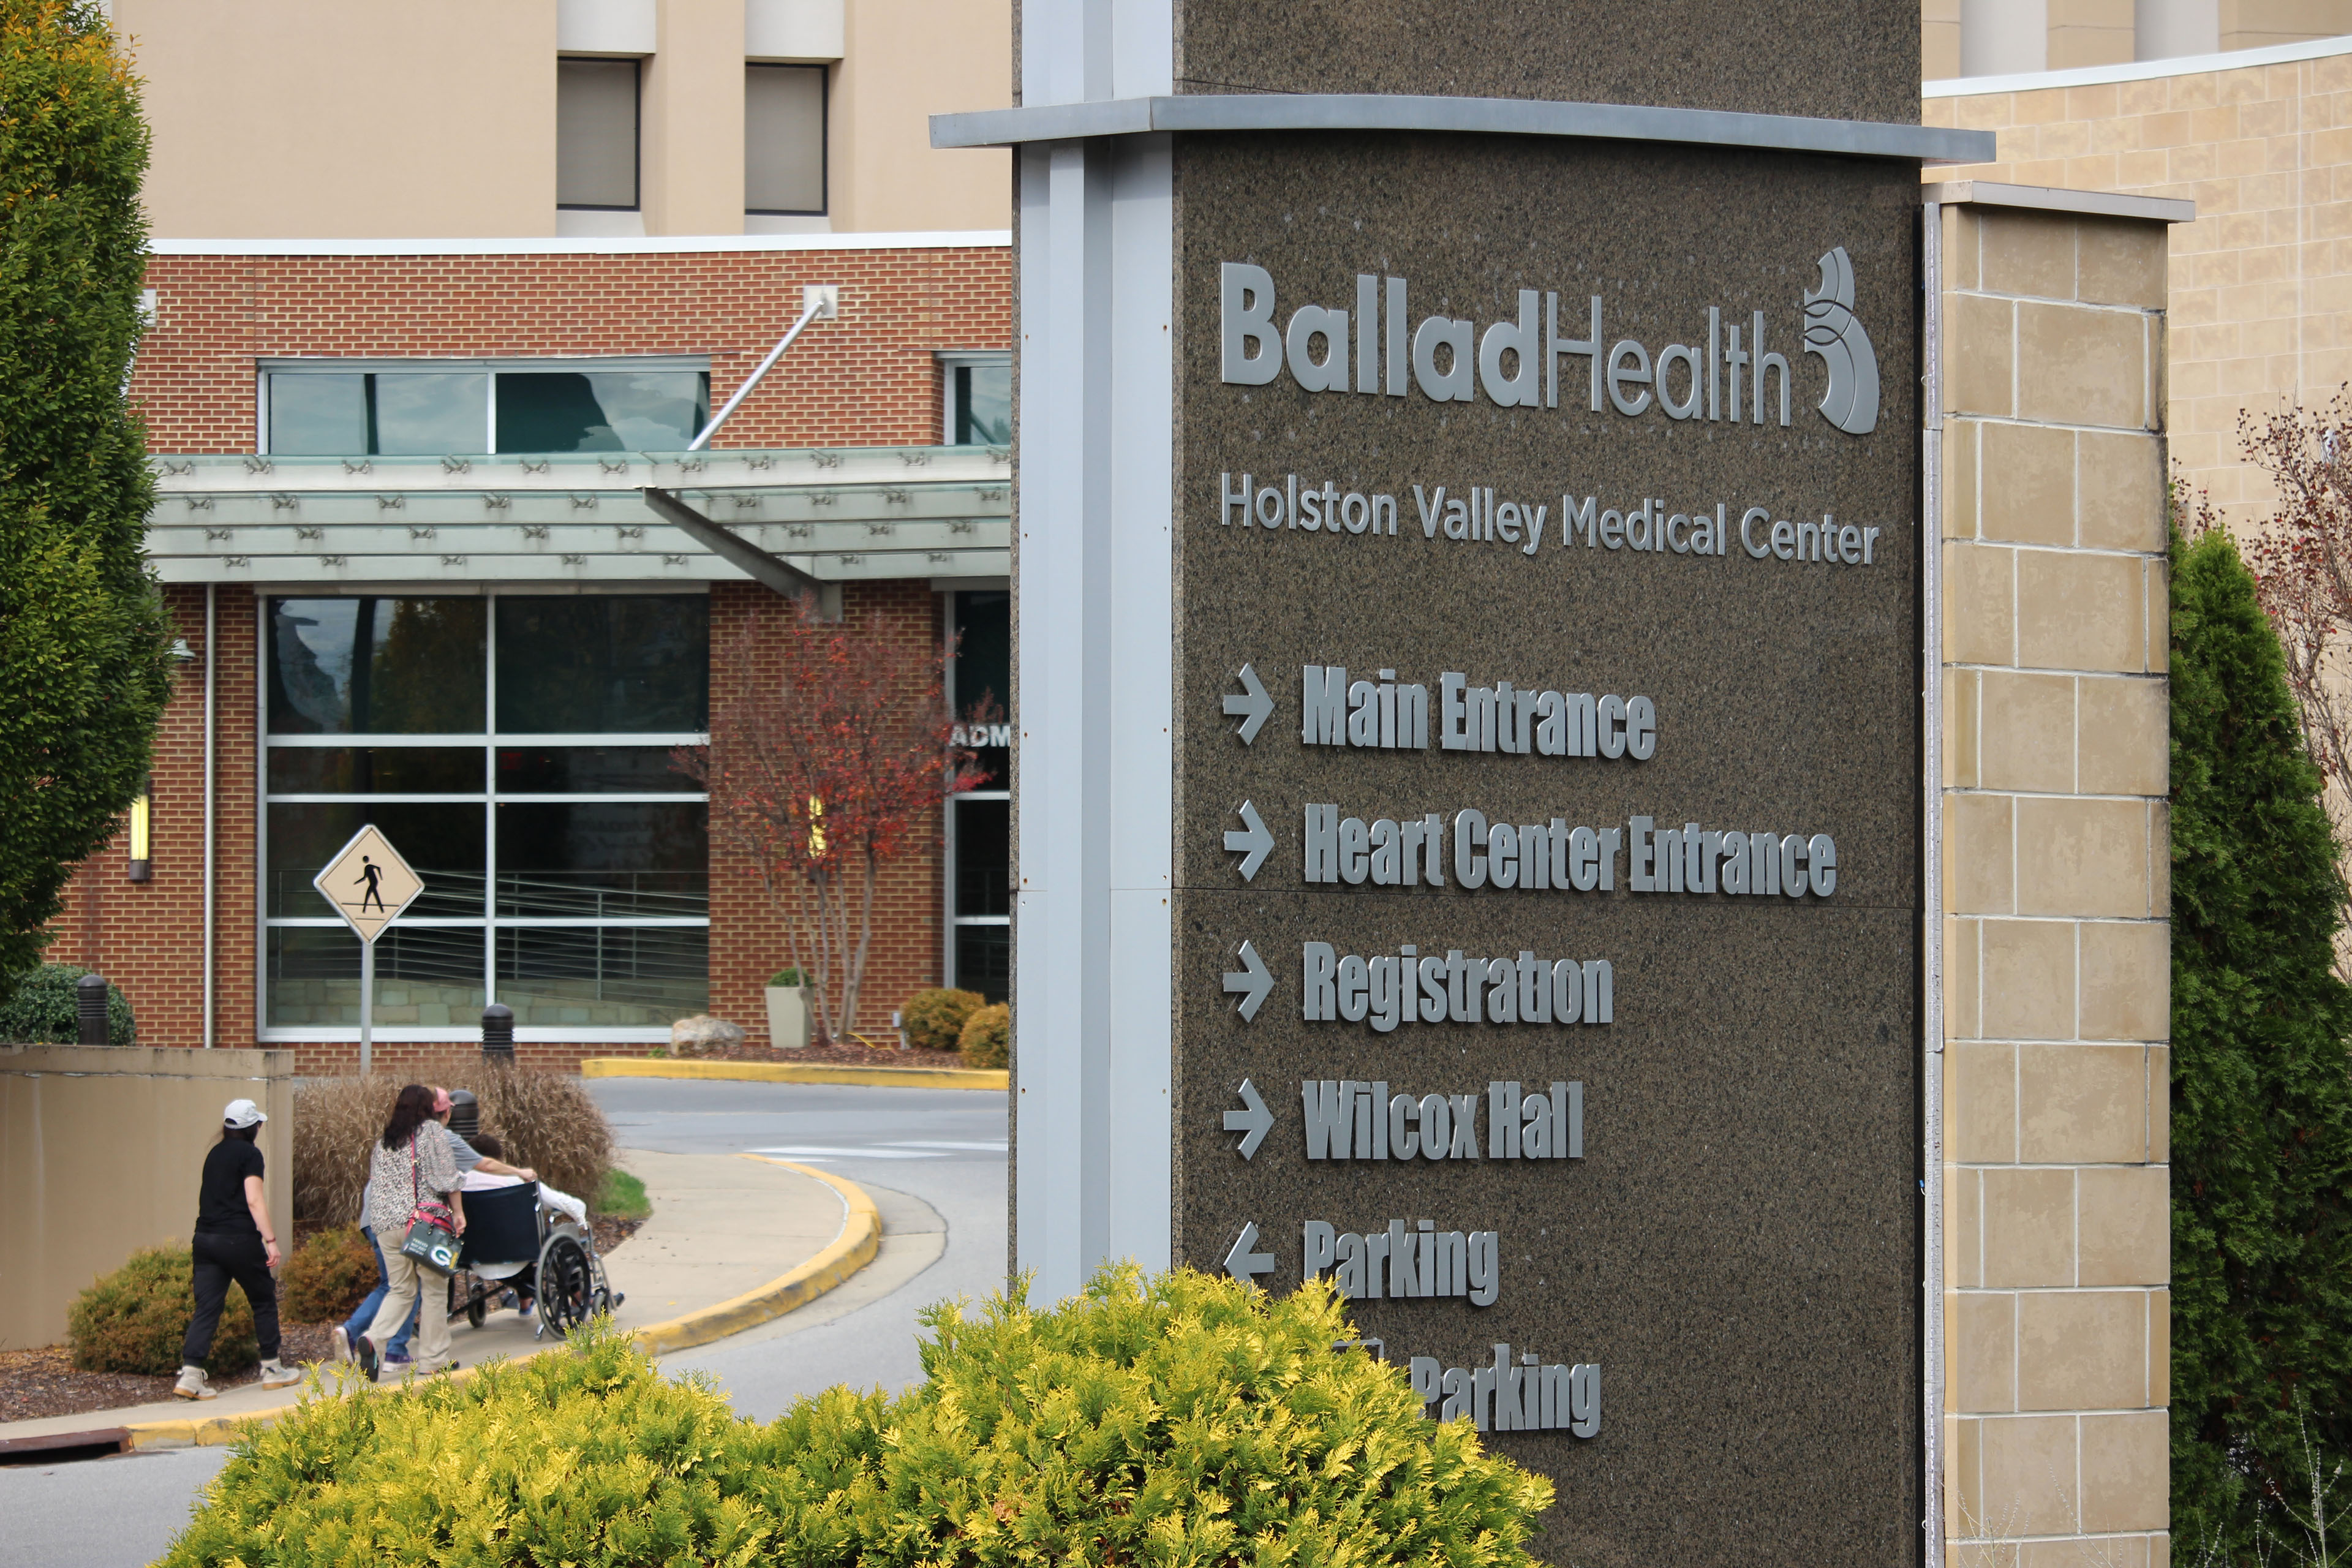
[447, 1088, 480, 1143]
[481, 1003, 516, 1063]
[76, 974, 110, 1046]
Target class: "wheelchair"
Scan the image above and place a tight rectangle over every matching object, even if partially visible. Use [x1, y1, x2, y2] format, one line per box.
[445, 1181, 624, 1339]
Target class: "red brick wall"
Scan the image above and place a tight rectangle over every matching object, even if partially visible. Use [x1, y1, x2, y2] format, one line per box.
[132, 245, 1012, 454]
[50, 586, 259, 1049]
[47, 243, 1005, 1063]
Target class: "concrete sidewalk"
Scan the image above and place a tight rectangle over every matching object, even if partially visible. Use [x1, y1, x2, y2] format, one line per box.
[0, 1148, 862, 1449]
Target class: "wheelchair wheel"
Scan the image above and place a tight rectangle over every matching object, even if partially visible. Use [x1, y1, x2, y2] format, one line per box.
[447, 1272, 488, 1329]
[537, 1234, 597, 1336]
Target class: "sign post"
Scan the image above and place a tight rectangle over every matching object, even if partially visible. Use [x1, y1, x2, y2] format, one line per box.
[313, 825, 424, 1076]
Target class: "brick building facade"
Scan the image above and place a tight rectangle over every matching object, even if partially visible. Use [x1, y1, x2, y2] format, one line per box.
[51, 234, 1012, 1069]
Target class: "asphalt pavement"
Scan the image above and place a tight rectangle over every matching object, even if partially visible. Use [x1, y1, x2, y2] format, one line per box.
[0, 1076, 1009, 1567]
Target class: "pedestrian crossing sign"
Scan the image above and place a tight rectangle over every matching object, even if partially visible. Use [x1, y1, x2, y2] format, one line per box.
[312, 824, 424, 943]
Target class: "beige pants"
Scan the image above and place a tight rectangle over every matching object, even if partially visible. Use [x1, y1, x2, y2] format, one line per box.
[364, 1247, 451, 1371]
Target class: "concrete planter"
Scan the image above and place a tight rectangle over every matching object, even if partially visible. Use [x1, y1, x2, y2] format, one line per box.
[765, 986, 810, 1049]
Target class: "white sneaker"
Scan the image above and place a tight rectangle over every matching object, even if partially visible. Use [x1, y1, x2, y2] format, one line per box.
[330, 1328, 351, 1365]
[258, 1359, 301, 1390]
[172, 1365, 216, 1401]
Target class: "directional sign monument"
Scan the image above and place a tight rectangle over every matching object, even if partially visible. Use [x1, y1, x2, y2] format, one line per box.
[314, 825, 423, 1074]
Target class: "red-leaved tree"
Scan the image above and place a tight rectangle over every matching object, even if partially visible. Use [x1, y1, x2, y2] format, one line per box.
[676, 598, 997, 1044]
[2241, 393, 2352, 853]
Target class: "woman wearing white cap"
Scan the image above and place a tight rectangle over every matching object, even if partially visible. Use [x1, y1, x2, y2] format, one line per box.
[175, 1098, 301, 1400]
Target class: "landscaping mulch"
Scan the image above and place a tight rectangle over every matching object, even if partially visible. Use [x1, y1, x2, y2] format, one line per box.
[0, 1217, 644, 1427]
[668, 1040, 978, 1071]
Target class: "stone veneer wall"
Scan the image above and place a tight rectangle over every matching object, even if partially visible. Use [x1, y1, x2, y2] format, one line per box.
[1924, 41, 2352, 533]
[1939, 194, 2175, 1567]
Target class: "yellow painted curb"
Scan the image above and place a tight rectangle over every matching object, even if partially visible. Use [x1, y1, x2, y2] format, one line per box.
[581, 1056, 1008, 1090]
[118, 1161, 881, 1452]
[630, 1157, 881, 1355]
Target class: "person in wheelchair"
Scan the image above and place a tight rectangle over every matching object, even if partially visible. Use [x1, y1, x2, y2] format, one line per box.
[447, 1135, 622, 1337]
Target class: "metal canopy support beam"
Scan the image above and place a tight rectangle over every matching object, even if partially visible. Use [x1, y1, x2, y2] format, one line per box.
[639, 485, 839, 613]
[932, 92, 1999, 164]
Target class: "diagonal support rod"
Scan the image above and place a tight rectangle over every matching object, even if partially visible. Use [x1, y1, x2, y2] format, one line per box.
[641, 484, 834, 609]
[687, 290, 832, 451]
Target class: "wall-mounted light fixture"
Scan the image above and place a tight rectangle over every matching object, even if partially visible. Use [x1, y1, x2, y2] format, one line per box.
[127, 776, 151, 882]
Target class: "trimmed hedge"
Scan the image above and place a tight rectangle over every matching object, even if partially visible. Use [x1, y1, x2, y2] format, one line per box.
[2170, 523, 2352, 1559]
[282, 1225, 375, 1324]
[900, 986, 982, 1052]
[68, 1245, 255, 1376]
[957, 1000, 1009, 1069]
[0, 962, 132, 1043]
[161, 1265, 1553, 1568]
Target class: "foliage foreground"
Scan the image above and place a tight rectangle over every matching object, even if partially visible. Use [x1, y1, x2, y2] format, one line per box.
[164, 1266, 1552, 1568]
[2170, 522, 2352, 1559]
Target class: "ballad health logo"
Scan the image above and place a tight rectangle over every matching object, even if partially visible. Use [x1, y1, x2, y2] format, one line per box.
[1220, 249, 1880, 438]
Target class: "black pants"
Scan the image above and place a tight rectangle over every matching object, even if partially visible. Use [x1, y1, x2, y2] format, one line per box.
[183, 1231, 280, 1366]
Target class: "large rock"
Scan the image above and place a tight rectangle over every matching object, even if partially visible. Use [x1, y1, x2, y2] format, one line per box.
[669, 1014, 747, 1057]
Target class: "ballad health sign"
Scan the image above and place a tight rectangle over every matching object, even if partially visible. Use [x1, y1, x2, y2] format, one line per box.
[937, 12, 1989, 1562]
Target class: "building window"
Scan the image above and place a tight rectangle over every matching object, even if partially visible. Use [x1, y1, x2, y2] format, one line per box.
[946, 590, 1009, 1001]
[745, 64, 826, 214]
[261, 360, 710, 456]
[262, 592, 711, 1036]
[940, 353, 1010, 445]
[559, 57, 640, 210]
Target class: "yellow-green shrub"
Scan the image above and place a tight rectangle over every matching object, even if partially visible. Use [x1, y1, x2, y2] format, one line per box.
[899, 986, 982, 1052]
[957, 1000, 1009, 1068]
[282, 1226, 376, 1323]
[161, 1266, 1552, 1568]
[68, 1245, 255, 1376]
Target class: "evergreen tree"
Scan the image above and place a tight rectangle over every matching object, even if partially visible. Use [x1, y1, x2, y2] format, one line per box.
[2170, 523, 2352, 1558]
[0, 2, 172, 987]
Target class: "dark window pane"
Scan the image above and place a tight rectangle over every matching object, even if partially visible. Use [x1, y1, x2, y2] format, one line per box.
[269, 597, 486, 735]
[557, 58, 638, 208]
[268, 374, 368, 455]
[953, 363, 1010, 445]
[745, 64, 825, 213]
[953, 590, 1009, 783]
[268, 802, 486, 918]
[495, 801, 707, 918]
[268, 747, 484, 794]
[494, 595, 708, 733]
[497, 745, 701, 793]
[371, 373, 487, 455]
[496, 371, 708, 453]
[954, 925, 1009, 1005]
[953, 797, 1009, 918]
[497, 926, 707, 1027]
[266, 925, 486, 1028]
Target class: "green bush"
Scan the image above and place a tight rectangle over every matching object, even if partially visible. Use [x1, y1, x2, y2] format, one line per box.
[2169, 522, 2352, 1560]
[281, 1226, 375, 1324]
[69, 1245, 255, 1376]
[900, 986, 981, 1052]
[161, 1266, 1551, 1568]
[768, 966, 802, 987]
[0, 962, 132, 1043]
[957, 1000, 1009, 1068]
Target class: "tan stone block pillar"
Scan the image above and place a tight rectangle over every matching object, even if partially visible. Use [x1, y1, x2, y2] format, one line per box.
[1929, 182, 2192, 1568]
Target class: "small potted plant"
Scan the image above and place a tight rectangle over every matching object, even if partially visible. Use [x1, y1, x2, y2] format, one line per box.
[765, 967, 809, 1049]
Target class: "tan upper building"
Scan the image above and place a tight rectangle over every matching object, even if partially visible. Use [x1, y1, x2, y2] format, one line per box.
[108, 0, 1011, 238]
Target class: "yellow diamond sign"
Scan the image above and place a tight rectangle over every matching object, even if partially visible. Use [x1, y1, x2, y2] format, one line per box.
[312, 824, 424, 944]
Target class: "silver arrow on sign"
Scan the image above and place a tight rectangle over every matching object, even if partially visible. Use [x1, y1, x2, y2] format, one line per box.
[1223, 1077, 1273, 1159]
[1222, 663, 1273, 744]
[1223, 1220, 1275, 1287]
[1222, 940, 1273, 1022]
[1223, 800, 1273, 881]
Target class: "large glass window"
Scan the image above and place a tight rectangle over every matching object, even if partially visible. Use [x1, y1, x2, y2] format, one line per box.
[745, 64, 826, 214]
[262, 361, 709, 458]
[263, 593, 711, 1036]
[558, 57, 639, 209]
[946, 590, 1010, 1001]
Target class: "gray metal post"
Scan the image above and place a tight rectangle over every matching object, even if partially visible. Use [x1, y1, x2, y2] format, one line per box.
[75, 974, 108, 1046]
[359, 938, 374, 1076]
